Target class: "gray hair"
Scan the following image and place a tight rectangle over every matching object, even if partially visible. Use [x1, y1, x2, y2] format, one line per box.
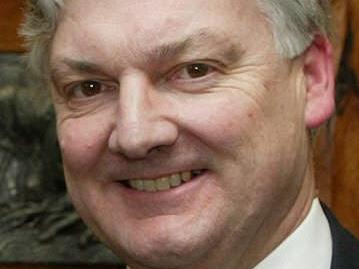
[257, 0, 332, 58]
[19, 0, 64, 78]
[19, 0, 332, 77]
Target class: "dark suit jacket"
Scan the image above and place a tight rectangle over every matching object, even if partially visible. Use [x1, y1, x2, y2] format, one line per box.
[322, 205, 359, 268]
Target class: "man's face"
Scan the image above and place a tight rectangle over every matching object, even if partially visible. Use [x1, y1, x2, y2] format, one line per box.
[50, 0, 309, 268]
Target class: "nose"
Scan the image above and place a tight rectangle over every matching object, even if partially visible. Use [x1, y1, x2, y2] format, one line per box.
[108, 69, 178, 159]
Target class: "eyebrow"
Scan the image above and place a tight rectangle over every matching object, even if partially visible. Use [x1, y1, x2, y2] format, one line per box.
[50, 59, 106, 83]
[147, 28, 242, 64]
[50, 28, 242, 81]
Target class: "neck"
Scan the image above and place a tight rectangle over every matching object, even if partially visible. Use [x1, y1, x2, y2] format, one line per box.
[242, 159, 317, 269]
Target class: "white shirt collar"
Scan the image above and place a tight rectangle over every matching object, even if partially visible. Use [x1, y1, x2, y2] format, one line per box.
[254, 198, 333, 269]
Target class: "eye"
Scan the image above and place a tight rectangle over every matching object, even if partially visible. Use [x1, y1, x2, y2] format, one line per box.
[173, 63, 217, 81]
[184, 63, 212, 78]
[72, 80, 102, 98]
[66, 80, 117, 100]
[165, 61, 223, 92]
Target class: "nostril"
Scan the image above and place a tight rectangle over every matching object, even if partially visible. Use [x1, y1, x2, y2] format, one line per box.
[108, 137, 153, 160]
[152, 146, 162, 153]
[108, 110, 179, 159]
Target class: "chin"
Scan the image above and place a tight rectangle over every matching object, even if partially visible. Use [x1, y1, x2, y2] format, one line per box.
[101, 216, 224, 269]
[122, 241, 199, 268]
[106, 233, 203, 268]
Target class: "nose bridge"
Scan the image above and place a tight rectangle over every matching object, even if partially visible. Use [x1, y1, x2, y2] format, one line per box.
[108, 69, 177, 159]
[119, 70, 151, 129]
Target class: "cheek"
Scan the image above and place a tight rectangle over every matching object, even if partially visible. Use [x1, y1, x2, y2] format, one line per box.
[57, 117, 111, 176]
[176, 83, 305, 179]
[175, 93, 266, 160]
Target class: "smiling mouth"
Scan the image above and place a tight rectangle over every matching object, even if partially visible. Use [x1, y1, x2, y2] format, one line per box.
[121, 170, 206, 192]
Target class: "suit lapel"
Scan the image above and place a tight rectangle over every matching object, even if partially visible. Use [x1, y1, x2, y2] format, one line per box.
[321, 203, 359, 269]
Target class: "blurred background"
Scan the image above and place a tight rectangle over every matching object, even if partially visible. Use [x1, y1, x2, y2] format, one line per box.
[0, 0, 358, 268]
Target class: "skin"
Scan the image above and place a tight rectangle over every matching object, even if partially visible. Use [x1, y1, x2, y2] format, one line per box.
[49, 0, 335, 268]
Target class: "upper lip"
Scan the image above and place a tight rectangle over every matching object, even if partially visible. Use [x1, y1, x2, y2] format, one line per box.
[104, 153, 210, 182]
[110, 168, 205, 182]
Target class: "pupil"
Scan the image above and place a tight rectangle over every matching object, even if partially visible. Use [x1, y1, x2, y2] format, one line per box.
[82, 81, 101, 96]
[187, 64, 209, 78]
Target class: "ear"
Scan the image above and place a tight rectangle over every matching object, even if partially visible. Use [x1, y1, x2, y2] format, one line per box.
[303, 35, 335, 129]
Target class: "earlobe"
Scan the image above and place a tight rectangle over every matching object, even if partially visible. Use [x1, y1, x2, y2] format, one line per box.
[304, 35, 335, 129]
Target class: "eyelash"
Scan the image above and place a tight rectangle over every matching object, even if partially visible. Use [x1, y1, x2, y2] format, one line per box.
[179, 59, 221, 73]
[64, 80, 117, 99]
[165, 60, 224, 89]
[61, 60, 224, 101]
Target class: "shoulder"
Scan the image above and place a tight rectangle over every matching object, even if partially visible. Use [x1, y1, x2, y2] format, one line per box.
[321, 203, 359, 269]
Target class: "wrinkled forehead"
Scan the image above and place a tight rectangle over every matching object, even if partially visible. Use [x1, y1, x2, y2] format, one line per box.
[59, 0, 262, 22]
[57, 0, 267, 39]
[53, 0, 271, 60]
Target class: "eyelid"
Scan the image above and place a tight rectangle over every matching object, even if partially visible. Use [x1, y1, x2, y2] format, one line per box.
[64, 79, 118, 100]
[159, 60, 226, 93]
[167, 60, 224, 80]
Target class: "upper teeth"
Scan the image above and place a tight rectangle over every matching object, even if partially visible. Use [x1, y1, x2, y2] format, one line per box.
[127, 171, 201, 192]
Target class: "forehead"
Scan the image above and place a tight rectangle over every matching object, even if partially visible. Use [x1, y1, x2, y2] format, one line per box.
[52, 0, 272, 68]
[60, 0, 261, 26]
[58, 0, 266, 41]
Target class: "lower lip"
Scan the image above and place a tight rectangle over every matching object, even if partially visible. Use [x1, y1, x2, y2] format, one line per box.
[112, 171, 210, 204]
